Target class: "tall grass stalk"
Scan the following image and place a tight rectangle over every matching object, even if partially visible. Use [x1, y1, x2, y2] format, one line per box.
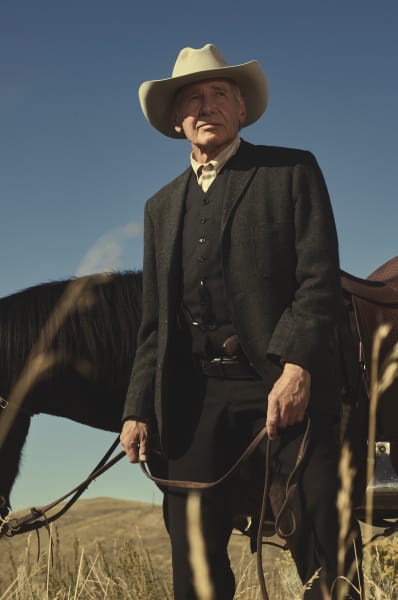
[187, 491, 215, 600]
[45, 525, 52, 600]
[366, 324, 392, 528]
[336, 441, 358, 600]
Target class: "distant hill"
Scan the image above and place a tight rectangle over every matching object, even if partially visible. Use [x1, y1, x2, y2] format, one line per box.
[1, 497, 272, 587]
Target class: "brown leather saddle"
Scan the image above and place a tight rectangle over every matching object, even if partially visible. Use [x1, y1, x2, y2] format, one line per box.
[341, 256, 398, 440]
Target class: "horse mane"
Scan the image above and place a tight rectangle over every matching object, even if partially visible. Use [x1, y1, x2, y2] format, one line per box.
[0, 271, 143, 396]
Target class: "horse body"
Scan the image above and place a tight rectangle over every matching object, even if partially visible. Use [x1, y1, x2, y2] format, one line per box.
[0, 272, 142, 513]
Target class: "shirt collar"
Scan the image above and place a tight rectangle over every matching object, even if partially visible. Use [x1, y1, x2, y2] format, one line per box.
[190, 135, 241, 179]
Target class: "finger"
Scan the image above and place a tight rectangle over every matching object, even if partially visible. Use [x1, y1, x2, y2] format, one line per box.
[138, 438, 148, 462]
[266, 414, 279, 436]
[126, 443, 139, 463]
[125, 441, 140, 463]
[278, 406, 290, 429]
[266, 399, 279, 440]
[267, 422, 278, 440]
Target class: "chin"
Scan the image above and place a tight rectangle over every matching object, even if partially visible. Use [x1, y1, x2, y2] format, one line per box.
[197, 133, 222, 146]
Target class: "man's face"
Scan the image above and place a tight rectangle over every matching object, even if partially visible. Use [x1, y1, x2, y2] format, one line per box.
[173, 79, 246, 161]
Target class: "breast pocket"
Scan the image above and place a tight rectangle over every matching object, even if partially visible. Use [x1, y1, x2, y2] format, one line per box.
[251, 222, 293, 276]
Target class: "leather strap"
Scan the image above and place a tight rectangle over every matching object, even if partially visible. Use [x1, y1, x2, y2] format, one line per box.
[274, 417, 311, 538]
[2, 438, 125, 537]
[140, 425, 268, 489]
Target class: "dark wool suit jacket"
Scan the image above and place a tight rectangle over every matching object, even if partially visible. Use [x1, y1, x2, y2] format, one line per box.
[123, 140, 343, 438]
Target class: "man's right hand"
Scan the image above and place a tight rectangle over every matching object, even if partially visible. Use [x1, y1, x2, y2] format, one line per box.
[120, 419, 149, 463]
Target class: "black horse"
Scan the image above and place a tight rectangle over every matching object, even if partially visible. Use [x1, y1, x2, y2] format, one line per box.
[0, 265, 397, 531]
[0, 271, 142, 520]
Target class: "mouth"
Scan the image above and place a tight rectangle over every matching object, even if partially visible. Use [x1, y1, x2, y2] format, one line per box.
[197, 122, 221, 130]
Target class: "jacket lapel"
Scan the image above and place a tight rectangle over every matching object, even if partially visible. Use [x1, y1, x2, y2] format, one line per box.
[221, 141, 258, 236]
[161, 169, 191, 302]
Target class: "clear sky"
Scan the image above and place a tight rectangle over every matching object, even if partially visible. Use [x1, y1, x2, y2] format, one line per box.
[1, 1, 397, 510]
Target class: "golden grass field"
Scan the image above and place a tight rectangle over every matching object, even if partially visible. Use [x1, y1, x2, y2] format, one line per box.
[0, 497, 290, 599]
[0, 497, 397, 599]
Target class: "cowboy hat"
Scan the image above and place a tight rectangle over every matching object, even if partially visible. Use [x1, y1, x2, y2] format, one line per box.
[138, 44, 268, 138]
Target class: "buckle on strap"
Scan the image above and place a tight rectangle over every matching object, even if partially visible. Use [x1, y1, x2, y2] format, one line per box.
[200, 356, 258, 379]
[210, 356, 239, 365]
[0, 396, 8, 410]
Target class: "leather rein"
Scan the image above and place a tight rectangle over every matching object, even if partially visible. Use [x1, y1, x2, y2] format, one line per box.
[1, 437, 125, 537]
[2, 416, 311, 600]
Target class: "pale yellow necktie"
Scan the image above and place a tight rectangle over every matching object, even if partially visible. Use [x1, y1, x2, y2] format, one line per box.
[198, 163, 216, 192]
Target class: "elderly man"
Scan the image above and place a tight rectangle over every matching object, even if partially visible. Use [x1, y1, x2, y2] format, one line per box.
[121, 44, 362, 599]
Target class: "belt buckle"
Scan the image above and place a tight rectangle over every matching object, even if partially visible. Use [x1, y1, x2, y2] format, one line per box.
[209, 356, 223, 377]
[209, 356, 238, 377]
[210, 356, 237, 364]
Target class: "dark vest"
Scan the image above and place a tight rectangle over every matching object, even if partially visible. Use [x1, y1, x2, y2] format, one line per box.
[181, 170, 235, 357]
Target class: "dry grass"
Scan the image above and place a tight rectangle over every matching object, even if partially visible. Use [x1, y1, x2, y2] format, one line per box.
[0, 532, 171, 599]
[0, 503, 397, 600]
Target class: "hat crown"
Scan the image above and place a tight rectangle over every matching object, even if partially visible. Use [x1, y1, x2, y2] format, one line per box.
[172, 44, 228, 78]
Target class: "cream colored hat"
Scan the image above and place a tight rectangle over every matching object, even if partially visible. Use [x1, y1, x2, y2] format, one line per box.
[138, 43, 268, 138]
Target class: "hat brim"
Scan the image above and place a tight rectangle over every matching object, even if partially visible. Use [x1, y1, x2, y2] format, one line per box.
[138, 61, 268, 138]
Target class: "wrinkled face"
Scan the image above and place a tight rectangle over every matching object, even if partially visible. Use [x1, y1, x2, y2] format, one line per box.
[173, 78, 246, 161]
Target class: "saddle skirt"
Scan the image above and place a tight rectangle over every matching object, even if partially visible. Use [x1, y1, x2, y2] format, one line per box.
[341, 256, 398, 440]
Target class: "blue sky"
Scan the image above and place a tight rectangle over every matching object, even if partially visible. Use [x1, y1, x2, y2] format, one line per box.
[1, 1, 397, 510]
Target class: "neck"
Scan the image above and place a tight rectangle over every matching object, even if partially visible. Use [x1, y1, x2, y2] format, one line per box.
[191, 144, 220, 163]
[191, 136, 241, 164]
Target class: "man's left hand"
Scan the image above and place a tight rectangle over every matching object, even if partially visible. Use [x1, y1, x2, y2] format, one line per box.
[266, 363, 311, 440]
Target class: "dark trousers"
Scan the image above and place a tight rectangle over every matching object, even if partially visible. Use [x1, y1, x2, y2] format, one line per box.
[162, 371, 362, 600]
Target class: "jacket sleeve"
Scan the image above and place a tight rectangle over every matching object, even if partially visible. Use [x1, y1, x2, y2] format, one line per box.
[123, 202, 158, 422]
[266, 152, 341, 373]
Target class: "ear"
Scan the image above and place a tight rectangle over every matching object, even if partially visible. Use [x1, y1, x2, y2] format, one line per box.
[173, 109, 183, 134]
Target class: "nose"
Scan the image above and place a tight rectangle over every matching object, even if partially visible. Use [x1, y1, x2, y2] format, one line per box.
[198, 93, 215, 116]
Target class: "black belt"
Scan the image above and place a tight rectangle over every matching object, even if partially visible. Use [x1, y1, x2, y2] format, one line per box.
[199, 356, 259, 379]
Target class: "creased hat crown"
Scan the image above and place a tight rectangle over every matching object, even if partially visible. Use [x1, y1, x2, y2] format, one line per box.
[172, 44, 229, 77]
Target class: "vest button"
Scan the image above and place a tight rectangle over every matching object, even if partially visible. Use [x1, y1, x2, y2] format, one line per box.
[202, 198, 209, 205]
[200, 217, 208, 224]
[198, 237, 207, 244]
[198, 256, 206, 263]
